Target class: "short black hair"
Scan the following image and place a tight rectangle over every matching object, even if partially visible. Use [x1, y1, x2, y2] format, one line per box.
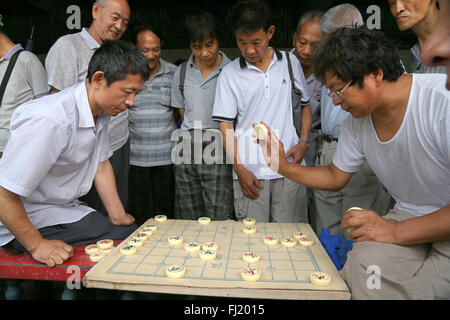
[228, 0, 273, 34]
[131, 23, 163, 46]
[184, 11, 218, 43]
[313, 26, 404, 88]
[87, 40, 150, 86]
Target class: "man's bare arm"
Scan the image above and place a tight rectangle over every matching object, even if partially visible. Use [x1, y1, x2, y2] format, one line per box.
[0, 186, 73, 266]
[94, 160, 135, 225]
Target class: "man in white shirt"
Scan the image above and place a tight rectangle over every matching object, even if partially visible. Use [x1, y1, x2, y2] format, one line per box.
[45, 0, 132, 216]
[257, 27, 450, 299]
[0, 40, 149, 267]
[311, 4, 392, 239]
[212, 0, 312, 223]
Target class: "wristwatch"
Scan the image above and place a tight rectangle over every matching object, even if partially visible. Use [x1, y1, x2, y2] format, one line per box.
[299, 137, 309, 144]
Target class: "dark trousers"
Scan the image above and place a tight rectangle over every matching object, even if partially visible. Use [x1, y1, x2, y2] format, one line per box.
[5, 211, 137, 253]
[128, 164, 175, 226]
[79, 139, 130, 215]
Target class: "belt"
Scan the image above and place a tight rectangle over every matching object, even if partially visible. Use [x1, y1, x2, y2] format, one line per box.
[323, 135, 338, 143]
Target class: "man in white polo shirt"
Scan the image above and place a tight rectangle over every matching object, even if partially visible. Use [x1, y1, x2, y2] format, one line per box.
[0, 40, 148, 267]
[45, 0, 131, 216]
[212, 0, 312, 223]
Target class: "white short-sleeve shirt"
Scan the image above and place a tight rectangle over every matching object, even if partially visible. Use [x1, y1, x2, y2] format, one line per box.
[333, 74, 450, 217]
[212, 49, 310, 179]
[0, 82, 113, 246]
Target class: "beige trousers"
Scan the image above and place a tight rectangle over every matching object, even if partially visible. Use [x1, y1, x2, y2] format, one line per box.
[233, 177, 308, 223]
[341, 210, 450, 300]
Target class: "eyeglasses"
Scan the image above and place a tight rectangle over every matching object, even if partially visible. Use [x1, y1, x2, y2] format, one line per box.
[327, 80, 352, 102]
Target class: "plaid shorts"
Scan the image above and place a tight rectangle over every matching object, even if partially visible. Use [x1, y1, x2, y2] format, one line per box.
[174, 162, 234, 220]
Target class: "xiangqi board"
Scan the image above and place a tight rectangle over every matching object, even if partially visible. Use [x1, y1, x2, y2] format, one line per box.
[83, 219, 350, 299]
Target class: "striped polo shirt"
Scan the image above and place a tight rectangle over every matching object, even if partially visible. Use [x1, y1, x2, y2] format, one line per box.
[128, 59, 177, 167]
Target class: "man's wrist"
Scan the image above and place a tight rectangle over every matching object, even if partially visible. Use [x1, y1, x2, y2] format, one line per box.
[299, 137, 309, 144]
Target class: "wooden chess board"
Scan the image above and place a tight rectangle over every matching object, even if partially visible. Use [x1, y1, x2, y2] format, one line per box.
[83, 218, 350, 300]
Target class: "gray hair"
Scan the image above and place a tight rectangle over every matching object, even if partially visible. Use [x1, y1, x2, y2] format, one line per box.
[295, 10, 323, 33]
[96, 0, 108, 8]
[295, 10, 323, 32]
[320, 3, 364, 36]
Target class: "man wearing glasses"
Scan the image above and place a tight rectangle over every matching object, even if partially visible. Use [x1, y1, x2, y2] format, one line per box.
[310, 4, 392, 240]
[255, 26, 450, 299]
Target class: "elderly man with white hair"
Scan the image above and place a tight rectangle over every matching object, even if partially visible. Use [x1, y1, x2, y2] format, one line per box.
[45, 0, 132, 218]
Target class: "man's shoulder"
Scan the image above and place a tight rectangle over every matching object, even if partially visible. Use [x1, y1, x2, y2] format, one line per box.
[219, 57, 242, 75]
[13, 50, 44, 71]
[413, 73, 449, 97]
[50, 31, 83, 48]
[16, 86, 78, 121]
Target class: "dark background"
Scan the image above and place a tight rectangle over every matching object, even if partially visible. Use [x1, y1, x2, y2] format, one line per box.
[1, 0, 416, 55]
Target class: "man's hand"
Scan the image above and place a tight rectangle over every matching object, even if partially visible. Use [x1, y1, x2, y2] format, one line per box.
[235, 166, 262, 200]
[341, 209, 397, 244]
[252, 121, 288, 173]
[286, 141, 308, 164]
[29, 239, 74, 267]
[108, 213, 135, 226]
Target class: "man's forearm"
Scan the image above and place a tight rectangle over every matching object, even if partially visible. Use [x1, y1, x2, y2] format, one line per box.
[0, 186, 44, 252]
[219, 122, 241, 170]
[300, 104, 312, 141]
[279, 162, 351, 192]
[393, 205, 450, 245]
[94, 160, 126, 218]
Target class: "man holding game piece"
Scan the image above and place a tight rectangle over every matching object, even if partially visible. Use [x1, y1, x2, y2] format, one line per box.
[256, 27, 450, 299]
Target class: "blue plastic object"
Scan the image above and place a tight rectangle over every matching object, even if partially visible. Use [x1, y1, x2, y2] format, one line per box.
[319, 228, 354, 270]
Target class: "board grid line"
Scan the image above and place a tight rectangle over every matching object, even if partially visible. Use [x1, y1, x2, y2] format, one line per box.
[105, 220, 323, 284]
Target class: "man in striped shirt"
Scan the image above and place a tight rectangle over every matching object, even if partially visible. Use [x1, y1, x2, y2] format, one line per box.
[129, 25, 177, 225]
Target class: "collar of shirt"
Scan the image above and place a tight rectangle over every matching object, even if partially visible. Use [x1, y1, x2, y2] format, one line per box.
[238, 47, 282, 71]
[1, 43, 24, 61]
[188, 51, 229, 72]
[80, 27, 101, 51]
[410, 43, 420, 61]
[306, 72, 317, 85]
[74, 82, 109, 132]
[154, 58, 171, 77]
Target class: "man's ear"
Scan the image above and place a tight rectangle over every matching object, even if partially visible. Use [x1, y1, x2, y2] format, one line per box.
[267, 25, 276, 40]
[92, 2, 101, 21]
[372, 67, 384, 87]
[91, 71, 106, 89]
[292, 32, 297, 47]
